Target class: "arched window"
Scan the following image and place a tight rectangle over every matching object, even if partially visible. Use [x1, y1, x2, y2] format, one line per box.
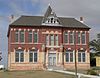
[66, 50, 74, 62]
[15, 49, 24, 62]
[29, 49, 38, 63]
[78, 50, 86, 62]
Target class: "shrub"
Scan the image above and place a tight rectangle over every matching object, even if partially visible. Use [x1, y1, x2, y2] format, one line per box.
[87, 69, 98, 75]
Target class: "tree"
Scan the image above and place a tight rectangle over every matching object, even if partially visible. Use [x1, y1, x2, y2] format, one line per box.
[89, 33, 100, 66]
[89, 39, 100, 52]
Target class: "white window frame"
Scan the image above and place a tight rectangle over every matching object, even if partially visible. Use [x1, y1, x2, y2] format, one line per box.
[55, 34, 58, 46]
[19, 30, 25, 43]
[28, 30, 33, 43]
[66, 50, 74, 62]
[33, 31, 38, 43]
[78, 51, 86, 63]
[29, 50, 38, 63]
[15, 50, 24, 63]
[46, 34, 49, 46]
[64, 32, 68, 44]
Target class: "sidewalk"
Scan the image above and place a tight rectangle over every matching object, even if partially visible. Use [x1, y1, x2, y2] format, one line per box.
[48, 69, 100, 78]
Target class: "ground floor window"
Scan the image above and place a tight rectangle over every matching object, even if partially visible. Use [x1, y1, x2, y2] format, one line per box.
[78, 51, 86, 62]
[66, 50, 74, 62]
[15, 49, 24, 62]
[29, 50, 38, 63]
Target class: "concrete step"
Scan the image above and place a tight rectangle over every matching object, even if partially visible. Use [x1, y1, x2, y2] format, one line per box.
[48, 66, 64, 70]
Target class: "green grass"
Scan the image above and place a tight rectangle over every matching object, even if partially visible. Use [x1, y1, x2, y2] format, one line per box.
[0, 70, 75, 78]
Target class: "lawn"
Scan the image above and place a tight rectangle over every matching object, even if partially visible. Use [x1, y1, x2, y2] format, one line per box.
[0, 70, 75, 78]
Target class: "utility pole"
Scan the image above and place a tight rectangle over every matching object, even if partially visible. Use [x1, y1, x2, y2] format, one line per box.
[74, 30, 78, 78]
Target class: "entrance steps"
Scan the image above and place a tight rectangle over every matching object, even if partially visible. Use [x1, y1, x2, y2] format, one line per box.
[47, 66, 64, 71]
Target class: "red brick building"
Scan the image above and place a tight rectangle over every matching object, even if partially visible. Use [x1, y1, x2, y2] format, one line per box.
[7, 6, 90, 70]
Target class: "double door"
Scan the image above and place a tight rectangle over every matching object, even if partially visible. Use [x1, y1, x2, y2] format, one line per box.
[48, 53, 56, 66]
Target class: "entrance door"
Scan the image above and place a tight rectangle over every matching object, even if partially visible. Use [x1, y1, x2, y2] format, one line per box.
[48, 53, 56, 66]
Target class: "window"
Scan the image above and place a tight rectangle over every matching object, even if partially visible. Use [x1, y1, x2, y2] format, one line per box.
[81, 32, 85, 44]
[15, 30, 19, 42]
[28, 30, 32, 43]
[69, 31, 74, 44]
[66, 50, 73, 62]
[15, 50, 24, 62]
[20, 30, 24, 42]
[46, 34, 49, 45]
[50, 34, 54, 46]
[55, 35, 58, 45]
[64, 32, 68, 43]
[29, 50, 38, 63]
[78, 51, 85, 62]
[34, 32, 38, 43]
[77, 32, 81, 44]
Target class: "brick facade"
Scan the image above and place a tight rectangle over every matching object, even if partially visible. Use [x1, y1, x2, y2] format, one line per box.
[7, 6, 90, 70]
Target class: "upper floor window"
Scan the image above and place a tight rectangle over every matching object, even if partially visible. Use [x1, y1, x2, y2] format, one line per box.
[55, 35, 58, 46]
[81, 32, 85, 44]
[34, 32, 38, 43]
[50, 34, 54, 46]
[69, 31, 74, 44]
[29, 50, 38, 63]
[46, 34, 49, 45]
[15, 49, 24, 62]
[78, 51, 85, 62]
[28, 30, 32, 43]
[64, 32, 68, 43]
[15, 30, 18, 42]
[77, 32, 81, 44]
[20, 30, 24, 43]
[66, 50, 74, 62]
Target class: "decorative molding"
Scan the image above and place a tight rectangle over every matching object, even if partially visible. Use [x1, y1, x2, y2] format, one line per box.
[11, 28, 13, 31]
[19, 29, 21, 31]
[68, 48, 71, 50]
[32, 29, 35, 31]
[18, 47, 22, 49]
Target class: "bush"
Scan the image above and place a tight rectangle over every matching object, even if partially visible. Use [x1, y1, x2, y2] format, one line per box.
[87, 69, 98, 75]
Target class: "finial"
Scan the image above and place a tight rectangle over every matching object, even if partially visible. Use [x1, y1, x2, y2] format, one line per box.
[48, 3, 50, 6]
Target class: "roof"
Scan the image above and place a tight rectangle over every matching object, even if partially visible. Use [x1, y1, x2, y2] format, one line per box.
[10, 15, 90, 29]
[9, 5, 90, 29]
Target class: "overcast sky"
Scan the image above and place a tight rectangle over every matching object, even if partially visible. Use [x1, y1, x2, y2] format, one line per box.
[0, 0, 100, 67]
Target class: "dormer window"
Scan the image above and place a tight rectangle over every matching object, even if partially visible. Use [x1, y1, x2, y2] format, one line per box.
[42, 5, 62, 26]
[51, 18, 53, 23]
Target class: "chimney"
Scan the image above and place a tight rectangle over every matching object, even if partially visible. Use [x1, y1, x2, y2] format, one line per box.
[9, 15, 14, 23]
[80, 17, 84, 23]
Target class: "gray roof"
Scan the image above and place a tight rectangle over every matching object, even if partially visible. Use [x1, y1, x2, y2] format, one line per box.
[10, 6, 90, 29]
[10, 15, 90, 29]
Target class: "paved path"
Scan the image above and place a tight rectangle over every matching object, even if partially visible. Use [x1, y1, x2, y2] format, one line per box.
[48, 69, 100, 78]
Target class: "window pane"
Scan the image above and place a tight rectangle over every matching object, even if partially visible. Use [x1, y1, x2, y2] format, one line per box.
[34, 32, 38, 43]
[55, 35, 58, 45]
[20, 52, 24, 62]
[78, 53, 81, 62]
[77, 32, 81, 44]
[64, 32, 68, 43]
[82, 32, 85, 44]
[69, 32, 73, 43]
[46, 34, 49, 45]
[70, 53, 73, 62]
[34, 52, 37, 62]
[28, 30, 32, 43]
[50, 34, 54, 46]
[15, 52, 19, 62]
[15, 30, 18, 42]
[29, 52, 33, 62]
[20, 30, 24, 42]
[66, 53, 69, 62]
[82, 53, 85, 62]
